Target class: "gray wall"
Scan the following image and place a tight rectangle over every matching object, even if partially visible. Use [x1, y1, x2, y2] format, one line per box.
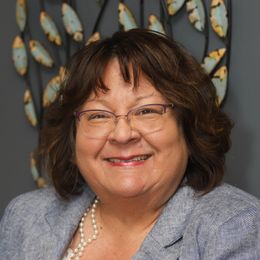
[1, 0, 259, 214]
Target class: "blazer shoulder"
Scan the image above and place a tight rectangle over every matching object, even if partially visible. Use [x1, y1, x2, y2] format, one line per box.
[190, 183, 260, 232]
[1, 187, 62, 224]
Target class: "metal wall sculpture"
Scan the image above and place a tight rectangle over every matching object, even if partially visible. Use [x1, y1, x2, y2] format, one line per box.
[12, 0, 232, 187]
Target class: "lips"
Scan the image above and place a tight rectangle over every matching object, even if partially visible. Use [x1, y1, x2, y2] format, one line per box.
[105, 154, 151, 163]
[104, 154, 152, 166]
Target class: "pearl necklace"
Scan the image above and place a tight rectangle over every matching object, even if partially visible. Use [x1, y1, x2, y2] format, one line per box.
[70, 198, 99, 259]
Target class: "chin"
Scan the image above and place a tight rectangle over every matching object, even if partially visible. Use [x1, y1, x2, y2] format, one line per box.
[106, 177, 149, 198]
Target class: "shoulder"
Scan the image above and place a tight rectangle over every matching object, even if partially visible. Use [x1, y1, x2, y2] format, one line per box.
[0, 187, 61, 257]
[0, 186, 94, 258]
[1, 187, 61, 222]
[192, 183, 260, 225]
[182, 184, 260, 258]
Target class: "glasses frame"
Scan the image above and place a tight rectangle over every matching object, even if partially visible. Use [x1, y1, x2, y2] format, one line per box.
[74, 103, 175, 123]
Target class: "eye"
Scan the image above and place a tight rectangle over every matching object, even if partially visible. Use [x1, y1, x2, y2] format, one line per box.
[135, 106, 162, 116]
[86, 112, 111, 121]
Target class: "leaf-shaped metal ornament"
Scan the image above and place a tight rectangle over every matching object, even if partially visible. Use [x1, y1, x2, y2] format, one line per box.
[24, 89, 38, 127]
[16, 0, 26, 32]
[29, 40, 54, 68]
[12, 36, 28, 76]
[211, 65, 227, 105]
[118, 3, 138, 31]
[62, 3, 84, 42]
[30, 152, 47, 188]
[148, 15, 166, 34]
[201, 48, 226, 74]
[40, 11, 62, 46]
[210, 0, 228, 38]
[43, 75, 61, 107]
[30, 152, 40, 181]
[186, 0, 205, 32]
[86, 32, 101, 46]
[167, 0, 185, 16]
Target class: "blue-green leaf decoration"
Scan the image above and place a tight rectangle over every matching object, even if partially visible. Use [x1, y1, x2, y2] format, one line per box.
[29, 40, 54, 68]
[12, 36, 28, 76]
[62, 3, 84, 42]
[186, 0, 205, 32]
[211, 65, 228, 105]
[30, 152, 39, 181]
[30, 152, 47, 188]
[167, 0, 185, 16]
[16, 0, 26, 32]
[118, 3, 138, 31]
[24, 89, 38, 127]
[43, 74, 61, 107]
[148, 15, 166, 34]
[40, 11, 62, 46]
[201, 48, 226, 74]
[210, 0, 228, 38]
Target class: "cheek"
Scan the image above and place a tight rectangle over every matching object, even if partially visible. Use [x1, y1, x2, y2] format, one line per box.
[151, 125, 189, 172]
[75, 132, 104, 167]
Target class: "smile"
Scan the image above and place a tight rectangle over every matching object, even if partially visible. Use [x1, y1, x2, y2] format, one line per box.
[104, 154, 152, 164]
[106, 154, 151, 162]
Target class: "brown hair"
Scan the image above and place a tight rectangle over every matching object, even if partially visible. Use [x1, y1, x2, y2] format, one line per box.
[40, 29, 233, 198]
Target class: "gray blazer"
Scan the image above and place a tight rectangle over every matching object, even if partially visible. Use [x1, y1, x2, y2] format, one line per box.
[1, 183, 260, 259]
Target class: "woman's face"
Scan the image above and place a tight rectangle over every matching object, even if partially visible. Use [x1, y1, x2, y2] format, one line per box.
[75, 59, 188, 201]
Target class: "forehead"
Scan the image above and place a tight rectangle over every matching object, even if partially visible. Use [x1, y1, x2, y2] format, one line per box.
[87, 58, 164, 102]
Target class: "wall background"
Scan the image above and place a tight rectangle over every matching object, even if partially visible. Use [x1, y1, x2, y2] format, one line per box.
[1, 0, 259, 215]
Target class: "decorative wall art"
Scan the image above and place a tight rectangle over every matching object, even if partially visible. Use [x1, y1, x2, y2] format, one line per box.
[12, 0, 232, 188]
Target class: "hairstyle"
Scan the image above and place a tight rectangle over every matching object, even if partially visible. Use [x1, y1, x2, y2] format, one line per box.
[40, 29, 233, 198]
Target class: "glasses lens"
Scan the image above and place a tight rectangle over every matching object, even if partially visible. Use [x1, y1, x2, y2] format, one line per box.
[78, 110, 114, 138]
[130, 104, 167, 134]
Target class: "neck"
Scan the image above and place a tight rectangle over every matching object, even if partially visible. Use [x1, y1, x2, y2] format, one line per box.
[96, 193, 169, 236]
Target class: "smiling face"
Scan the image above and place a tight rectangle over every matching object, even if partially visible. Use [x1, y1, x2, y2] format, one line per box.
[75, 59, 188, 202]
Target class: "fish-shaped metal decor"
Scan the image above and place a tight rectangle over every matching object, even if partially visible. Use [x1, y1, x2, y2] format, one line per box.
[40, 11, 62, 46]
[148, 15, 166, 34]
[24, 89, 38, 127]
[62, 3, 84, 42]
[86, 32, 101, 46]
[30, 152, 47, 188]
[43, 74, 61, 107]
[211, 65, 227, 105]
[167, 0, 185, 16]
[201, 48, 226, 74]
[29, 40, 54, 68]
[210, 0, 228, 38]
[186, 0, 205, 32]
[16, 0, 26, 32]
[118, 3, 138, 31]
[12, 36, 28, 76]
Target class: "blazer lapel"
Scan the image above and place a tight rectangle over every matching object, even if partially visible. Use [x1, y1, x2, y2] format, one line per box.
[133, 186, 197, 260]
[41, 187, 95, 259]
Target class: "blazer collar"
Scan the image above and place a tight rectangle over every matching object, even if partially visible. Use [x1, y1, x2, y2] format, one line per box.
[44, 187, 96, 258]
[133, 186, 197, 259]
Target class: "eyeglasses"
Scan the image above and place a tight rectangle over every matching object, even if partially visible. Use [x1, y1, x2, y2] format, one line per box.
[74, 103, 175, 138]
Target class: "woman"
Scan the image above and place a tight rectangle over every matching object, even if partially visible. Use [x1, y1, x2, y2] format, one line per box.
[1, 29, 259, 259]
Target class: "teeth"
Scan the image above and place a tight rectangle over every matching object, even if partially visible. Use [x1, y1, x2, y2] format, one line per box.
[106, 155, 150, 163]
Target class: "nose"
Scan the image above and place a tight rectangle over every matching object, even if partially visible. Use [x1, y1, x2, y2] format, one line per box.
[107, 117, 141, 144]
